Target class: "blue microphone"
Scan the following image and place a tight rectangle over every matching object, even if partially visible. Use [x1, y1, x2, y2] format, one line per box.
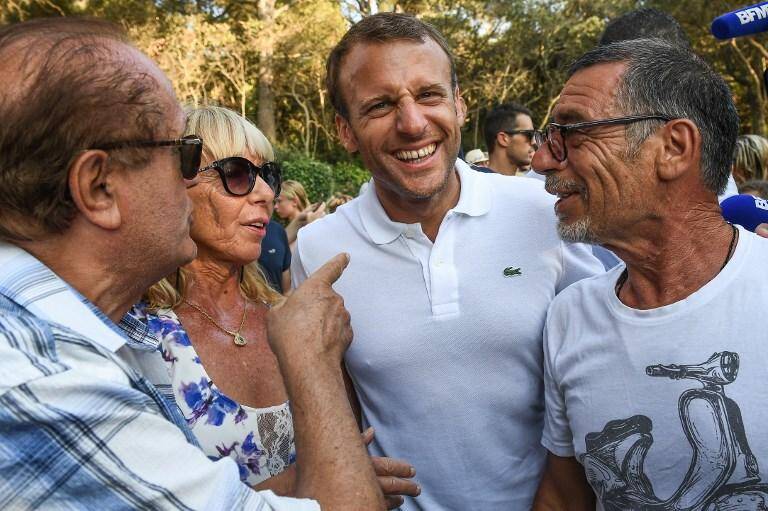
[712, 2, 768, 39]
[721, 194, 768, 232]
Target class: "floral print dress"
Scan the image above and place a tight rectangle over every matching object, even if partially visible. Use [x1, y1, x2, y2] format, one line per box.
[130, 304, 296, 486]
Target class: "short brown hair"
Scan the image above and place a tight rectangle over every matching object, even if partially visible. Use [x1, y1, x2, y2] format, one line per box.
[0, 17, 168, 241]
[325, 12, 458, 119]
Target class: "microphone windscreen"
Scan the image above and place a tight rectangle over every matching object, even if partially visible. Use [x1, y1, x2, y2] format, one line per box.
[712, 2, 768, 39]
[720, 194, 768, 232]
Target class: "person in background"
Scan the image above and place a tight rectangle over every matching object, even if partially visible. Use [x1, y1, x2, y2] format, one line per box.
[294, 12, 603, 510]
[0, 17, 384, 510]
[732, 134, 768, 184]
[275, 180, 311, 221]
[275, 180, 326, 251]
[738, 179, 768, 199]
[531, 38, 768, 511]
[128, 105, 418, 506]
[599, 7, 692, 47]
[326, 192, 354, 214]
[464, 148, 489, 167]
[483, 102, 538, 176]
[598, 7, 739, 202]
[259, 218, 292, 294]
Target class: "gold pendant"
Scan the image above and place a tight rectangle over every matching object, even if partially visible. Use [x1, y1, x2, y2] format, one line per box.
[233, 333, 247, 346]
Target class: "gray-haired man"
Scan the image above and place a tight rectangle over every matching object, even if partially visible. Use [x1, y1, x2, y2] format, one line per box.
[532, 39, 768, 510]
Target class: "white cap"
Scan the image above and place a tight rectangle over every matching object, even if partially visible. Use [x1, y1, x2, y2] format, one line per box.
[465, 149, 488, 165]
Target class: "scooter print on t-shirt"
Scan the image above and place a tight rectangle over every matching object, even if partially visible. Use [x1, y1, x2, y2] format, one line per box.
[580, 351, 768, 510]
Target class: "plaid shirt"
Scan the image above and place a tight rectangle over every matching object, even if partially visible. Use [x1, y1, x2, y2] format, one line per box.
[0, 242, 318, 511]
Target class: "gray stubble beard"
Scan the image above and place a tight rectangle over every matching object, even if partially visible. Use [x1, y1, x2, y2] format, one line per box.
[556, 216, 600, 244]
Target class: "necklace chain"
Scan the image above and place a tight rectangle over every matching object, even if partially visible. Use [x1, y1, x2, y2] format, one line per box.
[183, 298, 249, 346]
[615, 223, 738, 297]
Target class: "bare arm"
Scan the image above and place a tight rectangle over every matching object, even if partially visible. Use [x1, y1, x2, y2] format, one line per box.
[342, 363, 362, 429]
[253, 464, 296, 496]
[268, 253, 384, 510]
[285, 203, 327, 244]
[533, 452, 595, 511]
[281, 269, 292, 296]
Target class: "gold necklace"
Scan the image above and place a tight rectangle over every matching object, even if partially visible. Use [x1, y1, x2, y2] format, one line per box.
[183, 298, 249, 346]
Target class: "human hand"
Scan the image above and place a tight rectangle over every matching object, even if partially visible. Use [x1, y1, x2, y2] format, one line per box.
[297, 202, 327, 225]
[756, 223, 768, 238]
[362, 427, 421, 509]
[267, 253, 352, 366]
[306, 201, 326, 223]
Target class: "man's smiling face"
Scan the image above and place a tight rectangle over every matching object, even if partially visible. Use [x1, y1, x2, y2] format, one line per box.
[533, 61, 659, 243]
[335, 38, 465, 203]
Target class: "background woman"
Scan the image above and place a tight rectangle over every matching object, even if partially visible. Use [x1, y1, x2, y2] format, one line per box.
[274, 180, 325, 252]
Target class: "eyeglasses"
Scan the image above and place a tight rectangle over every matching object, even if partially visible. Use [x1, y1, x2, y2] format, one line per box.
[533, 115, 674, 163]
[503, 129, 537, 143]
[91, 135, 203, 180]
[199, 157, 282, 197]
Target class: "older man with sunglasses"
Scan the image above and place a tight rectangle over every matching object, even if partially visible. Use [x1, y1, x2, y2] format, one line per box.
[531, 39, 768, 511]
[0, 17, 384, 510]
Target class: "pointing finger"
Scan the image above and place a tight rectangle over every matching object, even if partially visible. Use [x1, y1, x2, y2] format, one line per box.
[309, 253, 350, 285]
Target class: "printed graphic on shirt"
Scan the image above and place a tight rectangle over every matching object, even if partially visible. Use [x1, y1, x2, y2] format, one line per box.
[503, 266, 522, 277]
[579, 351, 768, 510]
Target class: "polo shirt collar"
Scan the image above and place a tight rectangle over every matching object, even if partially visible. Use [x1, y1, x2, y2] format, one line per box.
[359, 179, 406, 245]
[0, 241, 126, 352]
[453, 158, 492, 217]
[360, 158, 492, 245]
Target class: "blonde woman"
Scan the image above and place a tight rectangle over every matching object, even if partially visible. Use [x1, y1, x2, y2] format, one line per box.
[127, 105, 297, 491]
[128, 106, 418, 506]
[275, 180, 326, 251]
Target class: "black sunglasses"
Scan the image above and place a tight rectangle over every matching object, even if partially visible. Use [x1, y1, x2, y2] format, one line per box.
[503, 129, 537, 143]
[534, 115, 673, 162]
[199, 157, 282, 197]
[91, 135, 203, 180]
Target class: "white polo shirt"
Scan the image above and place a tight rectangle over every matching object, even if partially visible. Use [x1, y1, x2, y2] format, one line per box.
[292, 160, 603, 510]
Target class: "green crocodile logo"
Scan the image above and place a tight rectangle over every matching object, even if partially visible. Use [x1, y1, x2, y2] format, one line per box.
[503, 266, 522, 277]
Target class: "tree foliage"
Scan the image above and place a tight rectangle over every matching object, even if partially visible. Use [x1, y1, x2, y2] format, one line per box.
[3, 0, 767, 178]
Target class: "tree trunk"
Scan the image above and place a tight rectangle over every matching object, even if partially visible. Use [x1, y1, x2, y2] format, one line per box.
[257, 0, 277, 141]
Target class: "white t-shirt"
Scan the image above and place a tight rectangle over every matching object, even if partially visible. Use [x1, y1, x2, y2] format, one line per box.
[543, 227, 768, 510]
[293, 160, 603, 510]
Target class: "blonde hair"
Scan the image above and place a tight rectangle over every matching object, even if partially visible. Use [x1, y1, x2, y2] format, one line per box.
[145, 106, 281, 310]
[733, 134, 768, 183]
[280, 180, 310, 211]
[326, 192, 353, 213]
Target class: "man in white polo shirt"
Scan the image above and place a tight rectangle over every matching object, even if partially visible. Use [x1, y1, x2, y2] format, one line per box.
[292, 13, 602, 510]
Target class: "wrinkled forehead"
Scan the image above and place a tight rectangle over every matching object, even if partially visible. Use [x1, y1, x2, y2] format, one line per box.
[552, 61, 627, 123]
[341, 39, 453, 92]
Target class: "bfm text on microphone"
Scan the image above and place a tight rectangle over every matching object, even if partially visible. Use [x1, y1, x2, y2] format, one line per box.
[712, 1, 768, 39]
[721, 194, 768, 232]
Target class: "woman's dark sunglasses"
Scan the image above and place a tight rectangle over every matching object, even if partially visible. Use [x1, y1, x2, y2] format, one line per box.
[91, 135, 203, 180]
[200, 157, 282, 197]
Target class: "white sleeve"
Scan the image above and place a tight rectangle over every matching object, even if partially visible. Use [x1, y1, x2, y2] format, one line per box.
[290, 237, 310, 290]
[259, 491, 321, 511]
[556, 241, 603, 293]
[541, 319, 576, 457]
